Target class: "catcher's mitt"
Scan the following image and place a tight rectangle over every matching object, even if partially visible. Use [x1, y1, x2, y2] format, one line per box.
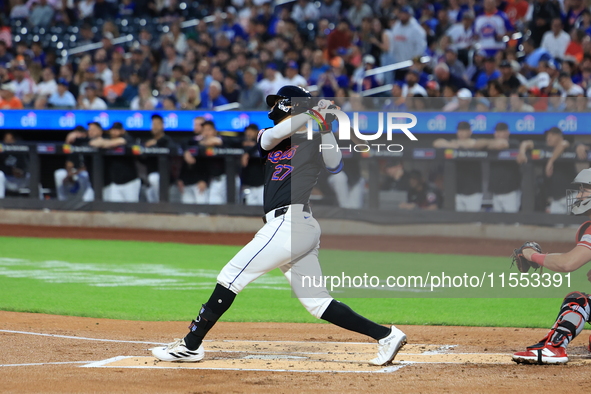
[511, 242, 543, 273]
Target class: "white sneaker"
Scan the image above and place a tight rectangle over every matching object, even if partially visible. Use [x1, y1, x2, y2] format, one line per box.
[151, 338, 204, 362]
[370, 326, 407, 366]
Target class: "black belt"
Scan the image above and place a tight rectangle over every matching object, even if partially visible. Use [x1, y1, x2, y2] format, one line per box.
[262, 204, 310, 224]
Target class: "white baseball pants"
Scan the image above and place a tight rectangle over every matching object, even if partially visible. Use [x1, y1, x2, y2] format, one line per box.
[217, 204, 333, 318]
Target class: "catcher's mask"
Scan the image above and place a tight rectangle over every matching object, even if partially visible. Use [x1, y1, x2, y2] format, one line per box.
[567, 168, 591, 215]
[266, 85, 312, 125]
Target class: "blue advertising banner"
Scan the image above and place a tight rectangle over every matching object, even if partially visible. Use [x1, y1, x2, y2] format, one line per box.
[0, 109, 585, 134]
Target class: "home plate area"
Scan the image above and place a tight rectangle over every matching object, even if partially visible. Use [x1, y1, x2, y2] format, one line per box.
[80, 340, 582, 373]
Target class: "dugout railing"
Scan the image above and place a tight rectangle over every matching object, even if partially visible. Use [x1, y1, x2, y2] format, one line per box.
[0, 143, 589, 226]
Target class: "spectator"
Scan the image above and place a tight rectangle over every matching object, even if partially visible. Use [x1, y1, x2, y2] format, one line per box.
[78, 84, 107, 109]
[158, 44, 182, 78]
[445, 11, 475, 66]
[95, 59, 113, 86]
[541, 18, 570, 60]
[0, 83, 23, 109]
[54, 125, 98, 202]
[78, 0, 96, 20]
[120, 72, 140, 106]
[129, 47, 152, 81]
[257, 63, 285, 98]
[433, 121, 483, 212]
[93, 0, 116, 20]
[283, 61, 307, 88]
[352, 54, 384, 93]
[317, 56, 349, 97]
[522, 38, 552, 75]
[164, 21, 188, 55]
[10, 0, 30, 20]
[564, 29, 586, 64]
[327, 19, 353, 59]
[473, 0, 513, 56]
[91, 122, 141, 203]
[0, 40, 14, 66]
[200, 80, 229, 109]
[10, 64, 36, 106]
[48, 78, 76, 108]
[434, 62, 468, 90]
[517, 127, 574, 214]
[240, 124, 265, 206]
[291, 0, 320, 24]
[443, 87, 472, 111]
[390, 6, 427, 64]
[239, 67, 264, 110]
[29, 0, 55, 27]
[498, 60, 523, 94]
[443, 47, 466, 78]
[398, 170, 440, 210]
[565, 0, 587, 31]
[475, 57, 501, 90]
[509, 92, 535, 112]
[143, 114, 177, 203]
[35, 67, 57, 98]
[319, 0, 341, 21]
[222, 73, 240, 104]
[558, 72, 585, 96]
[347, 0, 373, 28]
[104, 71, 126, 107]
[130, 81, 158, 110]
[403, 69, 427, 97]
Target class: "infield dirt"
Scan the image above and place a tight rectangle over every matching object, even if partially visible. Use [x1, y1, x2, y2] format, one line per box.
[0, 224, 589, 393]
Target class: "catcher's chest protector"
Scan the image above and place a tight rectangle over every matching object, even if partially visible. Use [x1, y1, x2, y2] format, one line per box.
[576, 221, 591, 243]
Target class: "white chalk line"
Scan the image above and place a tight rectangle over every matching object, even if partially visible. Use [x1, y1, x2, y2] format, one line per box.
[82, 356, 408, 374]
[0, 361, 93, 368]
[0, 329, 166, 345]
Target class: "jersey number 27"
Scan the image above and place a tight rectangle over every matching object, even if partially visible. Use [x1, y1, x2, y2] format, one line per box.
[271, 164, 293, 181]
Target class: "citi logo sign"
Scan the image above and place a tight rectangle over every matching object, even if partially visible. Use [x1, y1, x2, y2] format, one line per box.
[21, 112, 37, 127]
[126, 113, 144, 128]
[558, 115, 577, 132]
[427, 114, 446, 131]
[469, 115, 486, 132]
[59, 112, 76, 128]
[164, 113, 178, 129]
[515, 115, 535, 132]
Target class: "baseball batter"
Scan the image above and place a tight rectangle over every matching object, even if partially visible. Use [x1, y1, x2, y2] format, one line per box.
[152, 86, 407, 366]
[512, 168, 591, 364]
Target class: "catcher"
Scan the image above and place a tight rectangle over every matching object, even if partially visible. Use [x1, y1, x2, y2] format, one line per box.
[511, 168, 591, 365]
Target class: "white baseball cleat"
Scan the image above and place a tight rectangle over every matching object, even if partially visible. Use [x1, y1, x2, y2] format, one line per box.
[151, 338, 204, 362]
[370, 326, 407, 366]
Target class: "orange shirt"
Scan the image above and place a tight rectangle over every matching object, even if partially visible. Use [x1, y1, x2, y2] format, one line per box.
[565, 42, 583, 64]
[104, 82, 127, 98]
[0, 96, 24, 109]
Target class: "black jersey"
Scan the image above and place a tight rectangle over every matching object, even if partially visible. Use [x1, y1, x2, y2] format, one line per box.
[489, 139, 521, 194]
[104, 133, 138, 185]
[145, 134, 177, 174]
[259, 130, 331, 214]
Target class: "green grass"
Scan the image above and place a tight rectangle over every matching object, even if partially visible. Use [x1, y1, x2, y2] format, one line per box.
[0, 236, 578, 328]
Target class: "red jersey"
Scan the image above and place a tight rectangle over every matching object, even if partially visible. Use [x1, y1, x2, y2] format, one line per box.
[575, 221, 591, 251]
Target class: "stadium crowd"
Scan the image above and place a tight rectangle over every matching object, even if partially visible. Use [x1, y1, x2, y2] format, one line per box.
[0, 0, 591, 110]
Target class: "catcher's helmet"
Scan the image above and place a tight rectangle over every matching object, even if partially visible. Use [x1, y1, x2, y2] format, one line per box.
[567, 168, 591, 215]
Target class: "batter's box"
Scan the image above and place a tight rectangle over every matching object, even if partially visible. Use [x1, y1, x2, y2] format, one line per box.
[82, 340, 584, 373]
